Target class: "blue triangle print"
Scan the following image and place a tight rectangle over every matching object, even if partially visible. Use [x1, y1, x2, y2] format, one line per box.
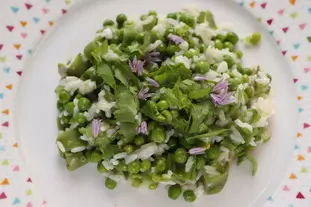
[45, 0, 51, 2]
[33, 17, 40, 23]
[301, 85, 308, 91]
[298, 108, 303, 113]
[294, 145, 300, 150]
[11, 6, 19, 13]
[12, 197, 21, 205]
[0, 93, 3, 99]
[3, 67, 10, 73]
[0, 145, 5, 152]
[269, 30, 274, 36]
[239, 2, 244, 6]
[267, 196, 273, 201]
[308, 8, 311, 14]
[293, 43, 300, 49]
[290, 205, 294, 207]
[28, 49, 33, 55]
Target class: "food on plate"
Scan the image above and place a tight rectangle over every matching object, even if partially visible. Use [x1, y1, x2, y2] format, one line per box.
[55, 9, 273, 202]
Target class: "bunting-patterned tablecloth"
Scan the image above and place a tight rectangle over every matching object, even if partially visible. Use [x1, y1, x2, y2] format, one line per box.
[0, 0, 311, 206]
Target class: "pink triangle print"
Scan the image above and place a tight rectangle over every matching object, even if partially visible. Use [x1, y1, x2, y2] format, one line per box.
[0, 192, 7, 199]
[282, 27, 289, 33]
[278, 9, 285, 15]
[13, 165, 20, 172]
[6, 26, 14, 32]
[283, 185, 290, 191]
[304, 68, 311, 73]
[260, 2, 267, 8]
[25, 3, 32, 10]
[267, 19, 273, 25]
[299, 23, 306, 30]
[303, 123, 310, 129]
[293, 78, 298, 83]
[296, 192, 305, 199]
[27, 177, 32, 183]
[26, 202, 33, 207]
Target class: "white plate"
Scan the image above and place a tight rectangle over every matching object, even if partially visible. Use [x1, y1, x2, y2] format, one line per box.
[13, 0, 298, 206]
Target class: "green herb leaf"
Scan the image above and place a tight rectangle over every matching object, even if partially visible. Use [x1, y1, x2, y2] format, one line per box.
[202, 163, 229, 194]
[91, 40, 108, 65]
[188, 103, 212, 133]
[186, 129, 229, 142]
[114, 85, 139, 123]
[205, 11, 217, 29]
[97, 62, 116, 89]
[119, 122, 138, 140]
[154, 63, 192, 86]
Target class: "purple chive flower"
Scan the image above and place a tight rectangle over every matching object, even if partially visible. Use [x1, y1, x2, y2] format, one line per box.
[189, 147, 207, 155]
[137, 88, 153, 100]
[211, 92, 234, 106]
[193, 75, 209, 81]
[144, 51, 162, 65]
[146, 77, 160, 88]
[137, 121, 148, 135]
[92, 119, 101, 138]
[168, 33, 185, 44]
[212, 79, 228, 93]
[129, 56, 145, 76]
[210, 79, 234, 106]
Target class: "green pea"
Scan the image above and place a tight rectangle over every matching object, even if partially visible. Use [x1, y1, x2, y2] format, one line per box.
[161, 110, 172, 123]
[136, 32, 145, 44]
[123, 28, 137, 44]
[156, 100, 169, 111]
[57, 101, 64, 111]
[223, 55, 234, 68]
[148, 10, 157, 16]
[216, 34, 226, 42]
[167, 13, 177, 19]
[224, 41, 234, 51]
[75, 113, 87, 125]
[235, 50, 243, 59]
[180, 13, 195, 28]
[131, 177, 142, 188]
[183, 190, 196, 202]
[78, 97, 91, 112]
[155, 157, 167, 173]
[149, 182, 159, 190]
[166, 45, 179, 57]
[134, 136, 145, 146]
[214, 39, 223, 50]
[242, 75, 249, 83]
[245, 86, 254, 98]
[85, 150, 102, 163]
[151, 173, 161, 183]
[116, 160, 128, 171]
[168, 185, 182, 200]
[250, 32, 261, 45]
[116, 14, 127, 27]
[123, 145, 134, 154]
[140, 159, 151, 172]
[150, 127, 166, 143]
[206, 145, 220, 159]
[103, 19, 115, 27]
[59, 90, 71, 104]
[105, 178, 117, 190]
[60, 115, 70, 125]
[174, 148, 188, 164]
[194, 60, 210, 73]
[158, 43, 167, 54]
[128, 160, 141, 174]
[243, 68, 253, 75]
[226, 32, 239, 45]
[199, 44, 207, 53]
[97, 163, 108, 173]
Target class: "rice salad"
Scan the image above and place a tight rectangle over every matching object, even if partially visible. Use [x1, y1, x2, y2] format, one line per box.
[55, 9, 273, 202]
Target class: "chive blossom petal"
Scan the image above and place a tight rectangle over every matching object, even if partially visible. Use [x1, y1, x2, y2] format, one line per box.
[168, 33, 185, 44]
[189, 147, 206, 155]
[129, 56, 145, 76]
[146, 77, 160, 88]
[92, 119, 101, 138]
